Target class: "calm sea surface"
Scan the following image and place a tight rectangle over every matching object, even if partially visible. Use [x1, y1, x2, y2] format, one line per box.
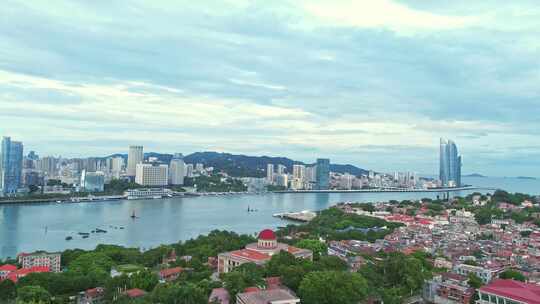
[1, 176, 538, 259]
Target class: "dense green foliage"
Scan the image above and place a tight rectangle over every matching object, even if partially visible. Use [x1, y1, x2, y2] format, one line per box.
[191, 174, 247, 192]
[299, 271, 368, 304]
[499, 270, 526, 282]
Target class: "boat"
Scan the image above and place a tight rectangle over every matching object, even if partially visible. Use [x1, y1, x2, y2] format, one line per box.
[131, 211, 137, 219]
[78, 232, 90, 235]
[95, 228, 107, 233]
[65, 236, 73, 241]
[82, 235, 89, 239]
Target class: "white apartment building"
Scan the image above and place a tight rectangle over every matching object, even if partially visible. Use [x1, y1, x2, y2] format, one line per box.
[18, 252, 62, 273]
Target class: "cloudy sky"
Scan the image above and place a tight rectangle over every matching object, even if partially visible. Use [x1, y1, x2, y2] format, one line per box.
[1, 1, 539, 176]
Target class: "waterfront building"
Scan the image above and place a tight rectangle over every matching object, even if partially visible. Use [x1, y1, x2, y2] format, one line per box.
[80, 170, 105, 192]
[18, 251, 61, 273]
[275, 174, 288, 188]
[1, 136, 24, 194]
[276, 164, 286, 175]
[135, 163, 168, 186]
[477, 279, 540, 304]
[440, 138, 462, 187]
[125, 188, 173, 199]
[266, 164, 274, 183]
[315, 158, 330, 190]
[169, 153, 185, 185]
[127, 145, 144, 177]
[218, 229, 312, 274]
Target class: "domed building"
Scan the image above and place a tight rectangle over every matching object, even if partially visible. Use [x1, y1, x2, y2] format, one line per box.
[218, 229, 313, 274]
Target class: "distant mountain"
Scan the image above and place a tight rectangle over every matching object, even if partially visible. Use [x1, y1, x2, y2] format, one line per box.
[104, 151, 369, 178]
[516, 176, 537, 180]
[464, 173, 486, 178]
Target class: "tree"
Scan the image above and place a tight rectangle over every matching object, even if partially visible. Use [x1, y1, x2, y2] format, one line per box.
[499, 270, 526, 282]
[295, 239, 327, 260]
[0, 279, 16, 301]
[468, 273, 483, 288]
[313, 256, 348, 272]
[298, 271, 368, 304]
[223, 263, 265, 302]
[17, 285, 51, 303]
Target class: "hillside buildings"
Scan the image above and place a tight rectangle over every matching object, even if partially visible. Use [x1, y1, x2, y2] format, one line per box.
[18, 251, 61, 273]
[440, 138, 462, 187]
[127, 145, 143, 177]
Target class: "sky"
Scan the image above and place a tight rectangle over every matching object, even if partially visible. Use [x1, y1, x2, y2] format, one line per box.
[1, 0, 539, 176]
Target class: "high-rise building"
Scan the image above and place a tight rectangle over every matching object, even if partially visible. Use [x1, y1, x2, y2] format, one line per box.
[135, 163, 168, 186]
[127, 146, 144, 177]
[266, 164, 274, 183]
[195, 163, 204, 172]
[1, 137, 23, 194]
[439, 138, 462, 187]
[315, 158, 330, 190]
[38, 156, 58, 176]
[292, 164, 305, 180]
[169, 153, 185, 185]
[186, 164, 194, 178]
[110, 156, 124, 173]
[277, 164, 286, 175]
[80, 170, 105, 192]
[305, 165, 316, 182]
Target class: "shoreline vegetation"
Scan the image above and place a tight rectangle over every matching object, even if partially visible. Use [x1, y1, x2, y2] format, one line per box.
[2, 190, 539, 303]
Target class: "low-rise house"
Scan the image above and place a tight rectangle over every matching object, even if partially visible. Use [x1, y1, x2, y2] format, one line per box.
[78, 287, 105, 304]
[209, 287, 230, 304]
[124, 288, 146, 299]
[159, 266, 183, 282]
[0, 264, 17, 280]
[6, 266, 50, 283]
[477, 279, 540, 304]
[236, 288, 300, 304]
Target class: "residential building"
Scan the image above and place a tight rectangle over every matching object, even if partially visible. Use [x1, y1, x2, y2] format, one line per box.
[423, 273, 474, 304]
[169, 153, 185, 185]
[453, 263, 501, 284]
[80, 170, 105, 192]
[1, 136, 23, 194]
[158, 267, 183, 282]
[186, 163, 194, 177]
[2, 266, 50, 283]
[218, 229, 312, 274]
[315, 158, 330, 190]
[195, 163, 204, 172]
[127, 145, 143, 177]
[111, 156, 124, 174]
[135, 163, 168, 186]
[477, 279, 540, 304]
[440, 139, 462, 187]
[0, 264, 17, 280]
[275, 174, 288, 188]
[292, 164, 305, 180]
[276, 164, 286, 175]
[18, 252, 61, 273]
[236, 288, 300, 304]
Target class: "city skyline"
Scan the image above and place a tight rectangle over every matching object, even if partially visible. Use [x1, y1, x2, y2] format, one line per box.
[1, 2, 539, 176]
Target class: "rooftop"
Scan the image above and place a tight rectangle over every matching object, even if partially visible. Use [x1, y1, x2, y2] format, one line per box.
[236, 288, 300, 304]
[480, 279, 540, 304]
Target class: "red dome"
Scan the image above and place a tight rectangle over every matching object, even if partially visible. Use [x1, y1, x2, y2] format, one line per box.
[258, 229, 276, 240]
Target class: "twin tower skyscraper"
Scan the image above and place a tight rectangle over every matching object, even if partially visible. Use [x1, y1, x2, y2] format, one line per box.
[439, 138, 462, 187]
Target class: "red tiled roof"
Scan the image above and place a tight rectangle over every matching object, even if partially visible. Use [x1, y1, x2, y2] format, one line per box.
[480, 279, 540, 304]
[0, 264, 17, 272]
[244, 287, 260, 293]
[258, 229, 276, 240]
[125, 288, 146, 298]
[231, 249, 271, 262]
[7, 266, 50, 283]
[159, 267, 183, 277]
[287, 246, 301, 254]
[85, 287, 104, 298]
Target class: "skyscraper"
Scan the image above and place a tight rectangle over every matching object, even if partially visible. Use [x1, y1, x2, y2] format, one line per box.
[1, 137, 24, 194]
[315, 158, 330, 190]
[169, 153, 185, 185]
[127, 145, 144, 177]
[439, 138, 462, 187]
[266, 164, 274, 183]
